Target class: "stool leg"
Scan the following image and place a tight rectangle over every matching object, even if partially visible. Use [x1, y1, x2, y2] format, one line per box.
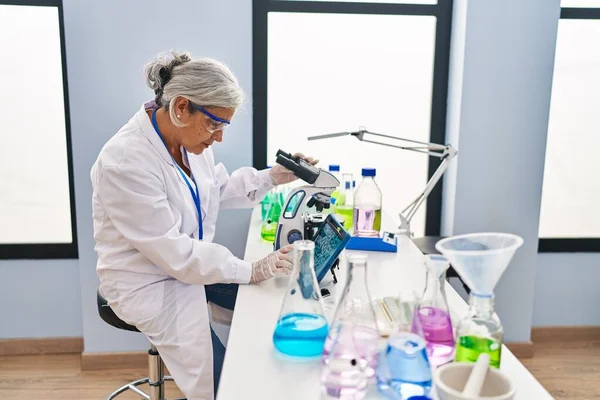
[148, 345, 165, 400]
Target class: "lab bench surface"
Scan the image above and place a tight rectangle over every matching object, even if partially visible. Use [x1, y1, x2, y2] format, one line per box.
[217, 207, 552, 400]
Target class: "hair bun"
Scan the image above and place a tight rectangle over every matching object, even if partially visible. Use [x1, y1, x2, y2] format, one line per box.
[144, 50, 192, 97]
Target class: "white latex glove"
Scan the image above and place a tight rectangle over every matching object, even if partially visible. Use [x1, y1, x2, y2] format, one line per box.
[250, 245, 294, 283]
[269, 153, 319, 185]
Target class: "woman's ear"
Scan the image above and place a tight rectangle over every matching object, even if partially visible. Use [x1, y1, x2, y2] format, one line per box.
[174, 97, 190, 117]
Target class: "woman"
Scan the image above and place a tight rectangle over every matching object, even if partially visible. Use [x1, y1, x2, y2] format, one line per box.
[91, 51, 317, 400]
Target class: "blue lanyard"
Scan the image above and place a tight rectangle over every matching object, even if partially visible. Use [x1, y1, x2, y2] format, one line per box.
[151, 109, 203, 240]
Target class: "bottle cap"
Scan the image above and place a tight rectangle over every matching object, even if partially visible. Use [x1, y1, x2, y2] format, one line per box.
[328, 165, 340, 172]
[407, 397, 432, 400]
[361, 168, 376, 177]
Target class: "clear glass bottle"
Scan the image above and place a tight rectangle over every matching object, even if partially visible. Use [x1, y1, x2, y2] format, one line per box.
[321, 253, 380, 399]
[454, 294, 503, 368]
[412, 255, 454, 367]
[327, 164, 342, 214]
[273, 241, 329, 358]
[333, 173, 354, 231]
[353, 168, 382, 237]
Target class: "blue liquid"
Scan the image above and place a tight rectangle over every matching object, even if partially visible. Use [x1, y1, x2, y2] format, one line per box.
[377, 333, 432, 399]
[273, 313, 329, 357]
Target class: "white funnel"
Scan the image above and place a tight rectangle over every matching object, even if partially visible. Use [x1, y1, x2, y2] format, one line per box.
[435, 233, 523, 297]
[424, 254, 451, 279]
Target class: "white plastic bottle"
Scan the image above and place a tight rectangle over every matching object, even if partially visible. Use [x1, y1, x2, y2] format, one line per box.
[353, 168, 382, 237]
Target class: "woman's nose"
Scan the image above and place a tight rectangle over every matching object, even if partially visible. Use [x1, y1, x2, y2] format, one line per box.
[214, 131, 224, 142]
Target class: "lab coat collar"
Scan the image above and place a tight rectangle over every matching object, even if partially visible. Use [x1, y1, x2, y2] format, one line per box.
[137, 101, 174, 166]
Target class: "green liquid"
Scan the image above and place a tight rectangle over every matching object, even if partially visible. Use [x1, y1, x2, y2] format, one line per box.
[334, 205, 354, 231]
[455, 335, 502, 368]
[261, 198, 282, 243]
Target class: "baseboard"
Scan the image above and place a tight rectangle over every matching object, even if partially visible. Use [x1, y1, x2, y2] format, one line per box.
[0, 337, 83, 356]
[531, 326, 600, 343]
[81, 351, 148, 370]
[505, 341, 534, 359]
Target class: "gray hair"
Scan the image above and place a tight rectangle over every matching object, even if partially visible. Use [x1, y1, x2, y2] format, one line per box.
[144, 51, 244, 127]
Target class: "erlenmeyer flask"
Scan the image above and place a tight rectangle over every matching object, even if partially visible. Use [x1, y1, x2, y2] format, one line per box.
[321, 253, 380, 399]
[435, 233, 523, 369]
[273, 240, 329, 358]
[377, 292, 432, 400]
[412, 255, 454, 367]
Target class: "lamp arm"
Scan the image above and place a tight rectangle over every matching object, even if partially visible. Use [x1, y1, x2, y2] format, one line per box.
[401, 150, 455, 231]
[307, 128, 458, 236]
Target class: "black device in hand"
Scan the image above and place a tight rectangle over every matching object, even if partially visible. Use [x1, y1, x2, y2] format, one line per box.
[275, 149, 320, 184]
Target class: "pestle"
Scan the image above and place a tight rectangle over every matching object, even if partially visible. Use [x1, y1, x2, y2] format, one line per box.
[462, 353, 491, 398]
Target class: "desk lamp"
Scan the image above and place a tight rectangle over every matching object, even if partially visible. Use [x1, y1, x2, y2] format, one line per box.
[308, 127, 458, 238]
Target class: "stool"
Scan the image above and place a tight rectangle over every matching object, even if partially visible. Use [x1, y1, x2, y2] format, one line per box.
[97, 291, 186, 400]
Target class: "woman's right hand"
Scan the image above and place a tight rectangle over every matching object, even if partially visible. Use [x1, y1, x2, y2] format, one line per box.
[250, 245, 294, 283]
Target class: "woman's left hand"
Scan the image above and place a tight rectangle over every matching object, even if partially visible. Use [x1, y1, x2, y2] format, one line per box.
[269, 153, 319, 185]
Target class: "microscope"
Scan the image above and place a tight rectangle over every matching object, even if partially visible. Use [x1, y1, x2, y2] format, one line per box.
[272, 150, 348, 290]
[273, 150, 340, 249]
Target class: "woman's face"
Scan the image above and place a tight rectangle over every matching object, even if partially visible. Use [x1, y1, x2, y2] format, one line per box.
[174, 98, 235, 154]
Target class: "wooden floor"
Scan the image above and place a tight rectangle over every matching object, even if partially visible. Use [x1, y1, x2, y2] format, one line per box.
[0, 341, 598, 400]
[520, 341, 600, 400]
[0, 354, 184, 400]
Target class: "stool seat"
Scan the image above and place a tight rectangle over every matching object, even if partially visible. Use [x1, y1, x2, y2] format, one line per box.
[97, 291, 139, 332]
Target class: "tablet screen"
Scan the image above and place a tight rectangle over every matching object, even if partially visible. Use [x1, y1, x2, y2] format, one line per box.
[314, 217, 349, 281]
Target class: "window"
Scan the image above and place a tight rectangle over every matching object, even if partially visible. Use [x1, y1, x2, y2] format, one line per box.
[538, 5, 600, 252]
[253, 0, 453, 237]
[0, 0, 77, 259]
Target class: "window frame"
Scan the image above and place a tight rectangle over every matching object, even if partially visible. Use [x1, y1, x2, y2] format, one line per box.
[252, 0, 454, 236]
[538, 6, 600, 253]
[0, 0, 78, 260]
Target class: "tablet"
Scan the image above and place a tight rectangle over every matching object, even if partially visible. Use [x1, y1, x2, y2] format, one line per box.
[313, 214, 351, 282]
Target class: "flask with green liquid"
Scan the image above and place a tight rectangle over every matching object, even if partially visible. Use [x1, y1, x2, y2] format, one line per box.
[454, 294, 502, 368]
[435, 233, 524, 369]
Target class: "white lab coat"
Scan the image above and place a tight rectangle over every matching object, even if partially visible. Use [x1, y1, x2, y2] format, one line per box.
[91, 102, 273, 400]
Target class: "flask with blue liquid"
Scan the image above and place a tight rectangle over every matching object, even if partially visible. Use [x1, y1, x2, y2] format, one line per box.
[273, 240, 329, 358]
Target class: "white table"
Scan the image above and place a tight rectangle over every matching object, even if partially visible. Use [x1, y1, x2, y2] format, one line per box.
[217, 208, 553, 400]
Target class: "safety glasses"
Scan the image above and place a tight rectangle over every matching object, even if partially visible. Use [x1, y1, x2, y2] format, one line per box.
[192, 104, 231, 134]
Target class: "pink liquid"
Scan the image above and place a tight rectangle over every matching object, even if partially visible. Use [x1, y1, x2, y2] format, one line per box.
[413, 307, 455, 366]
[322, 324, 380, 378]
[353, 207, 381, 237]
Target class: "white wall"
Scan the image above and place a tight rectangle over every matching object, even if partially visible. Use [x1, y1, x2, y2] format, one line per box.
[60, 0, 253, 352]
[534, 253, 600, 326]
[442, 0, 562, 342]
[0, 260, 81, 338]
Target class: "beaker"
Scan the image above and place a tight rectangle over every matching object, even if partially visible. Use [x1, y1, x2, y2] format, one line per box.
[321, 253, 380, 399]
[412, 255, 454, 367]
[377, 292, 432, 400]
[435, 233, 524, 368]
[273, 240, 329, 358]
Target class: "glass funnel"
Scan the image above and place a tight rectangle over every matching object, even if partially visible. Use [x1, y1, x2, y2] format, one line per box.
[435, 233, 523, 368]
[273, 240, 329, 358]
[321, 253, 380, 399]
[412, 255, 454, 367]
